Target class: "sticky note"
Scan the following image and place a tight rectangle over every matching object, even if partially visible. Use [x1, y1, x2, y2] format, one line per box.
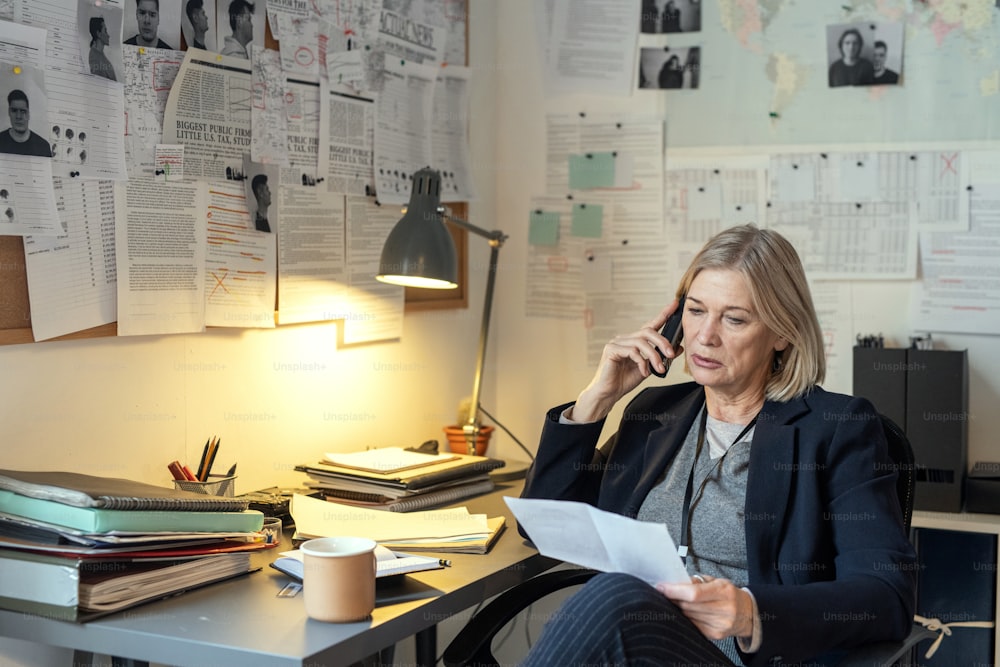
[571, 203, 603, 238]
[528, 210, 560, 246]
[569, 152, 617, 189]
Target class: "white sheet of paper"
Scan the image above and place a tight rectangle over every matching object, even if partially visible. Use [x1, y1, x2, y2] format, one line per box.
[505, 497, 689, 586]
[290, 493, 489, 542]
[323, 447, 456, 472]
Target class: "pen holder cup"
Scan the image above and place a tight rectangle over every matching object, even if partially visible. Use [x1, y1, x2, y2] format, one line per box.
[174, 475, 236, 497]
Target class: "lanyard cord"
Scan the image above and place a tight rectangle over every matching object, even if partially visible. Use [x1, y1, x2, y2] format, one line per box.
[677, 405, 757, 563]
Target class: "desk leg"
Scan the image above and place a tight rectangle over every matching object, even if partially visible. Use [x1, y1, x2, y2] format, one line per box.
[415, 625, 437, 667]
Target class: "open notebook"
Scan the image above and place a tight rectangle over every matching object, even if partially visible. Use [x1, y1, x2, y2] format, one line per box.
[270, 545, 444, 582]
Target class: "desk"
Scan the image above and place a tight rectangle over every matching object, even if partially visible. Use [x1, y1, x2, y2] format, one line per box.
[0, 480, 556, 667]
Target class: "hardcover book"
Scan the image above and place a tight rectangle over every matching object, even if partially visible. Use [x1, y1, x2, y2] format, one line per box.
[0, 548, 256, 621]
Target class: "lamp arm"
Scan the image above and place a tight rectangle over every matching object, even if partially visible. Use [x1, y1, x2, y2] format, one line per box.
[440, 208, 508, 246]
[441, 208, 506, 455]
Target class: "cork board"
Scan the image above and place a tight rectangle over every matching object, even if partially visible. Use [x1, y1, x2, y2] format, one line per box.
[0, 3, 469, 344]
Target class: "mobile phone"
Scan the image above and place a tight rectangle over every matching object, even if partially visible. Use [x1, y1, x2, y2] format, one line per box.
[651, 295, 685, 378]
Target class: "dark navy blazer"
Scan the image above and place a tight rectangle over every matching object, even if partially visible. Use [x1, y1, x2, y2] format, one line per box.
[522, 382, 917, 667]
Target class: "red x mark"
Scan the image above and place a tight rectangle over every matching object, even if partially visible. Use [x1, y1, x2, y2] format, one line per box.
[210, 270, 230, 296]
[939, 152, 958, 178]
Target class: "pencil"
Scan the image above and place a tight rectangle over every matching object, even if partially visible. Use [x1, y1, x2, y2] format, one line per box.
[204, 437, 220, 479]
[196, 438, 211, 481]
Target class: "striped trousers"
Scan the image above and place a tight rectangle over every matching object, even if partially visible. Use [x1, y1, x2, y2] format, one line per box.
[519, 572, 738, 667]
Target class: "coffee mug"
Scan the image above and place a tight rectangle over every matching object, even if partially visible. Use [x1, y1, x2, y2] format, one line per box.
[299, 536, 377, 622]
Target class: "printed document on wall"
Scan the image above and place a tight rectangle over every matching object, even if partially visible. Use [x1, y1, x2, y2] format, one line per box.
[162, 49, 253, 181]
[249, 46, 289, 167]
[664, 156, 769, 241]
[204, 181, 276, 328]
[343, 195, 403, 343]
[122, 46, 184, 178]
[275, 186, 348, 325]
[431, 65, 475, 203]
[280, 75, 321, 186]
[375, 0, 446, 65]
[546, 113, 665, 241]
[115, 180, 207, 335]
[0, 154, 60, 236]
[15, 0, 127, 180]
[24, 179, 117, 341]
[539, 0, 639, 97]
[910, 183, 1000, 335]
[318, 83, 374, 196]
[373, 58, 436, 205]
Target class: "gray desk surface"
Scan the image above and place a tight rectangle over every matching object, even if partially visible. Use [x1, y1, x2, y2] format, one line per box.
[0, 480, 557, 667]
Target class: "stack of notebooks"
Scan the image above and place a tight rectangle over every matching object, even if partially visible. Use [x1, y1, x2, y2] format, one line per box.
[295, 447, 505, 512]
[0, 469, 268, 621]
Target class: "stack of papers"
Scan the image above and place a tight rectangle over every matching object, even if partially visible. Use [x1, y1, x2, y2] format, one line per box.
[296, 447, 503, 512]
[290, 493, 505, 554]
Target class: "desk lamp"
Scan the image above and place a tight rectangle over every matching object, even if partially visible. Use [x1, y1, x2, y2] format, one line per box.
[376, 167, 507, 458]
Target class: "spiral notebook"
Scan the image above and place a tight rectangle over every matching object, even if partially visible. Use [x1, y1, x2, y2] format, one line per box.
[0, 470, 249, 512]
[315, 477, 495, 512]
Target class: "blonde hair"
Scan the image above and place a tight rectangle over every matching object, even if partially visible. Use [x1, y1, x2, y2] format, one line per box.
[677, 224, 825, 401]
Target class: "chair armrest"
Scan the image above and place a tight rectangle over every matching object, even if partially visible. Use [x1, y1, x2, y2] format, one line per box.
[834, 624, 937, 667]
[442, 568, 599, 667]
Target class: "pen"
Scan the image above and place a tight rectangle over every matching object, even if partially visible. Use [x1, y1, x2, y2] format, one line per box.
[204, 437, 220, 480]
[439, 559, 451, 567]
[195, 437, 211, 481]
[181, 464, 199, 482]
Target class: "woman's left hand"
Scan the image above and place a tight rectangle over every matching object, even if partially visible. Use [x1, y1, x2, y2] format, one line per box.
[656, 575, 755, 641]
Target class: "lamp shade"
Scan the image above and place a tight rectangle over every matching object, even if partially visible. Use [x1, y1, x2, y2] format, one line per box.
[376, 168, 458, 289]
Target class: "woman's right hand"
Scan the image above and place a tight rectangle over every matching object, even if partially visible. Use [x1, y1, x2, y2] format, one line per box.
[570, 300, 684, 423]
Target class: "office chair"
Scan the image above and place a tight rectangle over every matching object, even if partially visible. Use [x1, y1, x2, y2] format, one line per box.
[442, 414, 936, 667]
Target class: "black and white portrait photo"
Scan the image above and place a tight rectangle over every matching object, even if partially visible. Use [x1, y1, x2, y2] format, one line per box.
[826, 22, 904, 88]
[182, 0, 216, 51]
[77, 0, 125, 82]
[640, 0, 701, 34]
[123, 0, 181, 50]
[0, 68, 53, 158]
[216, 0, 263, 59]
[639, 46, 700, 90]
[243, 158, 278, 234]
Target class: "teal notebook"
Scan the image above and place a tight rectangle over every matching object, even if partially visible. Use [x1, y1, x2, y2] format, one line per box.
[0, 491, 264, 534]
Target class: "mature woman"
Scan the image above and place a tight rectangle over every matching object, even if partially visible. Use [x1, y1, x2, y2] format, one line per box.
[88, 17, 117, 81]
[828, 27, 873, 87]
[519, 224, 915, 666]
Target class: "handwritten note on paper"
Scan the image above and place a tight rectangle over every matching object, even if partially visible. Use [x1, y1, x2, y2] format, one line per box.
[505, 497, 689, 586]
